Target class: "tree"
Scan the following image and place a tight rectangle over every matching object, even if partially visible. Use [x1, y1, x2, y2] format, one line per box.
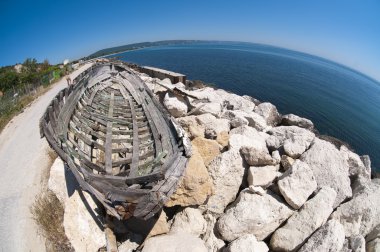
[22, 58, 38, 74]
[41, 59, 50, 71]
[0, 70, 19, 92]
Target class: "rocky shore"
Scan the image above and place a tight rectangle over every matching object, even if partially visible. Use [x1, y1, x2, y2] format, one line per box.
[48, 69, 380, 252]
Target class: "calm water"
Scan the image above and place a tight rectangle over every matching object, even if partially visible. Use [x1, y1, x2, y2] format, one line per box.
[111, 42, 380, 171]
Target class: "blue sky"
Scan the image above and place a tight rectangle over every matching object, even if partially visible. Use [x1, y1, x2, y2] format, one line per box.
[1, 0, 379, 81]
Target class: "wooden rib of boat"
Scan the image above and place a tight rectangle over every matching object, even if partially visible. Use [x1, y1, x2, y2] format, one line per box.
[40, 61, 191, 220]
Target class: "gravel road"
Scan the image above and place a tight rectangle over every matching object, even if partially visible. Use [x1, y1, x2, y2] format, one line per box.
[0, 64, 91, 252]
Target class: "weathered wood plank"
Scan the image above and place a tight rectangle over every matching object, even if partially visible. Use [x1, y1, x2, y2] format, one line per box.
[105, 91, 114, 174]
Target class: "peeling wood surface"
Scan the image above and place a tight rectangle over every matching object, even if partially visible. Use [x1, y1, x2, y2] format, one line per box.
[40, 61, 190, 220]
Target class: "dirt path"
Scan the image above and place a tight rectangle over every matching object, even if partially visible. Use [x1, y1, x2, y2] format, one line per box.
[0, 63, 92, 252]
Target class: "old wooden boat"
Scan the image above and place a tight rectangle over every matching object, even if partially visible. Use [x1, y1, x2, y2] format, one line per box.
[40, 61, 191, 220]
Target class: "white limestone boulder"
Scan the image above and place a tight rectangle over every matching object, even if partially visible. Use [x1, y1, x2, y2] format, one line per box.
[170, 208, 207, 236]
[215, 89, 256, 112]
[206, 149, 247, 214]
[195, 113, 230, 135]
[48, 157, 70, 205]
[277, 160, 317, 209]
[300, 138, 352, 208]
[163, 92, 188, 117]
[176, 115, 205, 139]
[266, 126, 315, 158]
[281, 114, 314, 130]
[255, 102, 281, 126]
[270, 187, 337, 252]
[64, 190, 106, 252]
[331, 179, 380, 237]
[225, 234, 269, 252]
[142, 232, 208, 252]
[222, 110, 268, 131]
[217, 190, 293, 241]
[229, 125, 269, 151]
[298, 220, 345, 252]
[340, 145, 371, 179]
[202, 214, 226, 252]
[240, 145, 276, 166]
[247, 165, 281, 188]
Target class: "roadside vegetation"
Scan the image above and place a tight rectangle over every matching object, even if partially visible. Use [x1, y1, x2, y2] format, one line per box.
[0, 58, 72, 132]
[31, 190, 73, 252]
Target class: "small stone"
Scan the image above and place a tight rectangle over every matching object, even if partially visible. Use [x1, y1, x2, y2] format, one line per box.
[271, 150, 281, 164]
[280, 155, 294, 171]
[247, 185, 266, 196]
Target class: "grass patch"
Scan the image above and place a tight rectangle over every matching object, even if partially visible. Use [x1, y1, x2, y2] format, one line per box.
[31, 190, 73, 252]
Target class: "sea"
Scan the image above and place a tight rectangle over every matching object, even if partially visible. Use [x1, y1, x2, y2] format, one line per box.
[109, 42, 380, 172]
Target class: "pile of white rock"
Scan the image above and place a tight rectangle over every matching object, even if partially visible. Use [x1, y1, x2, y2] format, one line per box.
[48, 73, 380, 252]
[138, 75, 379, 252]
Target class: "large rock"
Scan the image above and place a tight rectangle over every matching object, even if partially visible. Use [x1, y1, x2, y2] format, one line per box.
[255, 102, 281, 126]
[48, 158, 69, 205]
[277, 160, 317, 209]
[142, 232, 208, 252]
[147, 211, 170, 238]
[340, 145, 371, 179]
[247, 165, 281, 188]
[64, 190, 106, 252]
[49, 158, 105, 251]
[215, 89, 256, 113]
[176, 116, 205, 139]
[229, 125, 268, 151]
[331, 179, 380, 237]
[225, 234, 269, 252]
[298, 220, 345, 252]
[281, 114, 314, 130]
[222, 110, 268, 131]
[240, 146, 275, 166]
[270, 187, 337, 252]
[217, 190, 293, 241]
[196, 113, 230, 135]
[203, 214, 225, 252]
[191, 137, 220, 166]
[206, 149, 247, 214]
[216, 131, 229, 148]
[266, 126, 315, 158]
[300, 138, 352, 208]
[166, 147, 213, 207]
[163, 92, 188, 117]
[170, 208, 207, 236]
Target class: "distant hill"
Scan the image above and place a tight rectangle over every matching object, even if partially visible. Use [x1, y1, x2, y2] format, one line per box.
[87, 40, 203, 59]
